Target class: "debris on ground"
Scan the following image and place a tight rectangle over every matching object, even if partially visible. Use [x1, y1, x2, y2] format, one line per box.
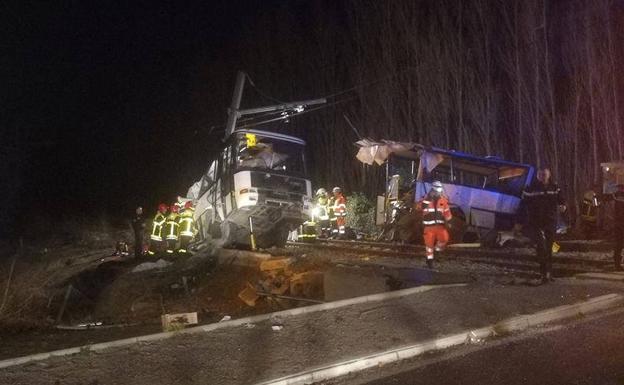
[290, 271, 324, 298]
[238, 256, 325, 307]
[219, 315, 231, 322]
[131, 259, 173, 273]
[466, 330, 484, 344]
[161, 312, 198, 331]
[238, 283, 260, 307]
[271, 314, 284, 331]
[260, 257, 292, 274]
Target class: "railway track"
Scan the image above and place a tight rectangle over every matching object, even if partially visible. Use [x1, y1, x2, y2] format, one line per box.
[286, 239, 613, 278]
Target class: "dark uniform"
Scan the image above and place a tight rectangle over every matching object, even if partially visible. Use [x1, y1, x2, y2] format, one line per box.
[131, 210, 146, 257]
[603, 186, 624, 269]
[520, 180, 565, 280]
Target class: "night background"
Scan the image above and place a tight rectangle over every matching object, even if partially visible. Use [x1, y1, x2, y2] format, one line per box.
[4, 0, 624, 238]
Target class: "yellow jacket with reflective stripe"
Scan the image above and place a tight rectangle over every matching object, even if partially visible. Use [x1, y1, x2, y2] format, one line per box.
[179, 209, 196, 238]
[150, 213, 166, 241]
[164, 213, 180, 240]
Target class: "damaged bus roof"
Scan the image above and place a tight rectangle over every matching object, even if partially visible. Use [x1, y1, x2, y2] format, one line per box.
[355, 139, 532, 170]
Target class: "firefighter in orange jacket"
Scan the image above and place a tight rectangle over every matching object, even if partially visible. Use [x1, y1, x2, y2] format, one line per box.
[332, 187, 347, 238]
[416, 181, 452, 268]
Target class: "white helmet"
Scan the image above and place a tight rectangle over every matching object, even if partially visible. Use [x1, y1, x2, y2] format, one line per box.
[315, 188, 327, 196]
[332, 186, 342, 193]
[431, 181, 444, 193]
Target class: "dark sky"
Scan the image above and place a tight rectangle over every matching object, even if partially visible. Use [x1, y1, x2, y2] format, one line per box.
[8, 1, 313, 225]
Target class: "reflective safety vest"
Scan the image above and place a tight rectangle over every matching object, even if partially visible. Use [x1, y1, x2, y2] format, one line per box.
[178, 210, 196, 238]
[332, 194, 347, 219]
[417, 196, 452, 226]
[315, 196, 330, 221]
[581, 191, 599, 222]
[164, 213, 180, 241]
[328, 197, 336, 221]
[150, 213, 167, 241]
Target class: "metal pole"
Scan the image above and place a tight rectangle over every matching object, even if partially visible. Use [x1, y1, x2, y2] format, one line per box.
[225, 71, 246, 140]
[249, 216, 257, 251]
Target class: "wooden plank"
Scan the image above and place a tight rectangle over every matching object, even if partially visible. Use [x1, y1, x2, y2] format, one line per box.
[260, 258, 292, 272]
[238, 283, 260, 307]
[161, 312, 198, 331]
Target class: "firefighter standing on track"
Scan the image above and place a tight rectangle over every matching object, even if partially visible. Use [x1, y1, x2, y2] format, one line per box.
[331, 187, 347, 238]
[520, 168, 566, 284]
[601, 184, 624, 270]
[178, 201, 197, 254]
[315, 188, 331, 238]
[164, 203, 180, 254]
[148, 203, 168, 256]
[328, 192, 336, 236]
[416, 181, 452, 269]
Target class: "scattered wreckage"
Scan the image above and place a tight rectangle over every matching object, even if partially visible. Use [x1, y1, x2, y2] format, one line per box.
[356, 139, 536, 246]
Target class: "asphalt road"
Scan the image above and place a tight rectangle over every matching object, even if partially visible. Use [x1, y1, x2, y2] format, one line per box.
[328, 309, 624, 385]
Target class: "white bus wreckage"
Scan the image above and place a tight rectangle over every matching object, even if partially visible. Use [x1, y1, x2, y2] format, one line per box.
[355, 139, 536, 244]
[186, 129, 312, 249]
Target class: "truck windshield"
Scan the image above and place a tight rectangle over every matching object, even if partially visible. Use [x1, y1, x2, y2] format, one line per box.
[234, 132, 306, 176]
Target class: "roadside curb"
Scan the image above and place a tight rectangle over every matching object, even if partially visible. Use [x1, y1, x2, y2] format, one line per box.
[576, 272, 624, 282]
[0, 283, 466, 369]
[255, 293, 624, 385]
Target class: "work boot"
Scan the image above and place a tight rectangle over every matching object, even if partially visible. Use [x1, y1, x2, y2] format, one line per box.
[426, 259, 434, 269]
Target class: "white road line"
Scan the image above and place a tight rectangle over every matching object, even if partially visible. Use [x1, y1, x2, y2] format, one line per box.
[255, 293, 624, 385]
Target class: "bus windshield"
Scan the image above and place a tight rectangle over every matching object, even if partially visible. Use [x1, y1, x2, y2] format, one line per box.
[234, 132, 306, 176]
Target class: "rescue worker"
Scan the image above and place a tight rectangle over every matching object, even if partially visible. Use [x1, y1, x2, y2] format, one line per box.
[520, 168, 566, 284]
[328, 192, 336, 237]
[113, 241, 129, 257]
[315, 188, 331, 238]
[601, 184, 624, 270]
[164, 203, 180, 254]
[580, 187, 601, 238]
[331, 187, 347, 238]
[178, 201, 197, 253]
[131, 206, 146, 257]
[148, 203, 168, 256]
[416, 181, 452, 269]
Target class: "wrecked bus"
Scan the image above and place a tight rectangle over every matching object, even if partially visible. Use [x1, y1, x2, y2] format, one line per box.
[187, 129, 313, 248]
[356, 140, 535, 243]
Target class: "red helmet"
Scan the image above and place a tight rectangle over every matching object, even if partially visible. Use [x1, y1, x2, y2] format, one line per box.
[171, 204, 179, 213]
[184, 201, 193, 210]
[158, 203, 168, 213]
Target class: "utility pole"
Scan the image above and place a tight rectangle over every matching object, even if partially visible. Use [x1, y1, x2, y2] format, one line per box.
[225, 71, 246, 140]
[224, 70, 327, 139]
